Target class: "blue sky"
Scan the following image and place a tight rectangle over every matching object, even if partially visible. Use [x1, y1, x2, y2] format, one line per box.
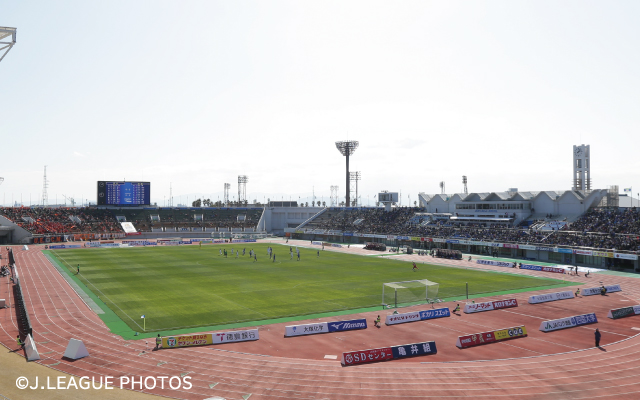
[2, 1, 640, 207]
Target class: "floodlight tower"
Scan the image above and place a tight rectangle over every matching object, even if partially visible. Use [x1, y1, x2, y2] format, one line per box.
[330, 185, 338, 206]
[335, 141, 359, 207]
[0, 27, 17, 63]
[462, 176, 468, 194]
[42, 166, 49, 206]
[350, 171, 361, 207]
[238, 175, 248, 204]
[223, 183, 230, 206]
[439, 181, 445, 195]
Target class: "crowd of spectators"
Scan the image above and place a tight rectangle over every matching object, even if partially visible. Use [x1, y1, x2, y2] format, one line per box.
[317, 207, 420, 234]
[312, 207, 640, 252]
[570, 208, 640, 234]
[0, 207, 122, 234]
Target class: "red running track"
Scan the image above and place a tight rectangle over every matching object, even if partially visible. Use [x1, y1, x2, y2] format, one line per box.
[1, 241, 640, 399]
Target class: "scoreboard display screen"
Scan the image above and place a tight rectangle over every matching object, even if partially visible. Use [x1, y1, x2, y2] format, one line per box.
[97, 181, 150, 206]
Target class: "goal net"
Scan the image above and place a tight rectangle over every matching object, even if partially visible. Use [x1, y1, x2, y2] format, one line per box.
[382, 279, 439, 309]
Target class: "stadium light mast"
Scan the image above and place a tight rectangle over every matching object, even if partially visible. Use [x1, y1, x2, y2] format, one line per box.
[224, 183, 230, 206]
[462, 176, 468, 194]
[330, 185, 338, 206]
[42, 166, 49, 206]
[238, 175, 248, 204]
[335, 141, 359, 207]
[0, 27, 16, 64]
[350, 171, 361, 207]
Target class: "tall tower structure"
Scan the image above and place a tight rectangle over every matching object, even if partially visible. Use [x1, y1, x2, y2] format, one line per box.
[42, 165, 49, 206]
[572, 144, 591, 192]
[462, 176, 468, 194]
[335, 141, 359, 207]
[350, 171, 361, 207]
[0, 27, 17, 63]
[330, 185, 338, 206]
[238, 175, 248, 204]
[224, 183, 230, 206]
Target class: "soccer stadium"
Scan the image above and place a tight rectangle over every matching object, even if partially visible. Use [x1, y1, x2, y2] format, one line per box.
[3, 3, 640, 400]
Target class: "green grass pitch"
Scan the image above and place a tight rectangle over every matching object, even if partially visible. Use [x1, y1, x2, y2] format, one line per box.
[49, 243, 566, 332]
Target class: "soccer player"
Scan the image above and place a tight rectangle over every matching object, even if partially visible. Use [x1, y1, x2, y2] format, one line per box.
[219, 249, 222, 256]
[297, 252, 300, 261]
[412, 262, 418, 271]
[317, 250, 320, 258]
[273, 254, 276, 262]
[243, 248, 246, 256]
[290, 251, 293, 260]
[76, 264, 80, 275]
[254, 253, 257, 262]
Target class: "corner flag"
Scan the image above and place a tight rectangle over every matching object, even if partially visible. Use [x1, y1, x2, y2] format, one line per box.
[141, 315, 146, 331]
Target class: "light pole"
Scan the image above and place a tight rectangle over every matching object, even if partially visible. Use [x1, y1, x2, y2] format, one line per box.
[335, 141, 359, 207]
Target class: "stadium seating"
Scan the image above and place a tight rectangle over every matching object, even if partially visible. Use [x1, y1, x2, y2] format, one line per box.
[307, 207, 640, 251]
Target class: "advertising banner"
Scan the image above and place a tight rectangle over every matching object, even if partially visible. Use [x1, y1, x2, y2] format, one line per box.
[285, 322, 329, 337]
[327, 319, 367, 332]
[493, 326, 527, 341]
[582, 284, 621, 296]
[503, 243, 519, 249]
[519, 264, 565, 274]
[385, 311, 421, 325]
[574, 249, 593, 256]
[211, 329, 259, 344]
[341, 347, 393, 366]
[477, 260, 514, 268]
[614, 253, 638, 260]
[536, 247, 554, 252]
[528, 291, 574, 304]
[456, 332, 496, 348]
[541, 266, 565, 273]
[287, 318, 367, 336]
[592, 251, 615, 258]
[162, 334, 213, 349]
[391, 341, 437, 359]
[556, 248, 573, 254]
[607, 305, 640, 319]
[539, 313, 597, 332]
[464, 299, 517, 314]
[456, 325, 527, 348]
[418, 308, 451, 320]
[518, 245, 537, 250]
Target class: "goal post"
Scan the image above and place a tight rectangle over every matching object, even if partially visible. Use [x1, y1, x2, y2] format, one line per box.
[382, 279, 439, 309]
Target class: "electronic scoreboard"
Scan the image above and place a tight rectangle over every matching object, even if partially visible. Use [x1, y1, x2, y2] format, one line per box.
[97, 181, 150, 206]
